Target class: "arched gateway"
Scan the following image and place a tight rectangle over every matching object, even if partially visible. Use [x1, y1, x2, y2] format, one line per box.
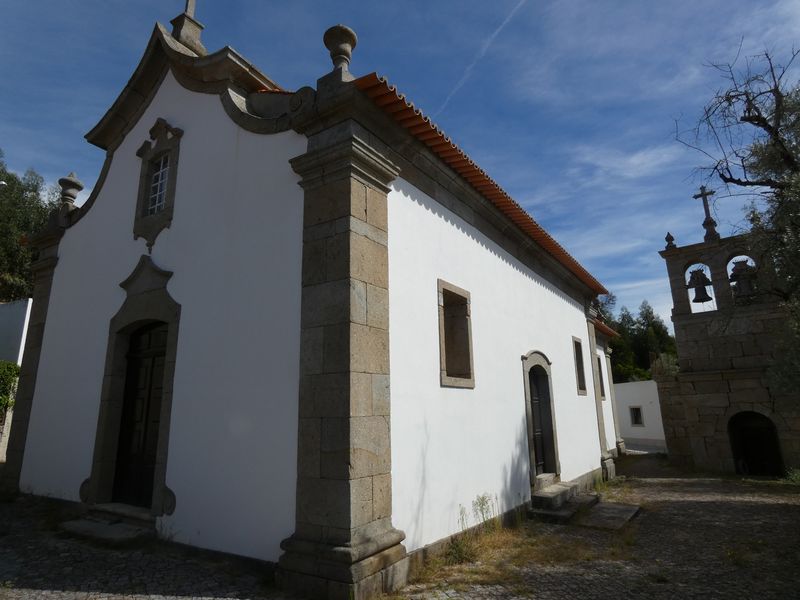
[728, 411, 784, 476]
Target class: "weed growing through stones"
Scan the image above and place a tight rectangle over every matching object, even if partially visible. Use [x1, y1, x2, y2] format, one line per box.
[472, 493, 501, 531]
[444, 505, 478, 565]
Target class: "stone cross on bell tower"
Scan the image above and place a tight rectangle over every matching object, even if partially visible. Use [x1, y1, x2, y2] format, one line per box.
[693, 185, 720, 242]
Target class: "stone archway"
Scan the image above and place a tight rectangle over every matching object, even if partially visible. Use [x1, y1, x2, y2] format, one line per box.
[728, 411, 784, 476]
[521, 351, 560, 489]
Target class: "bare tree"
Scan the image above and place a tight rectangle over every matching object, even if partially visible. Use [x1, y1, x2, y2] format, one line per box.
[679, 48, 800, 389]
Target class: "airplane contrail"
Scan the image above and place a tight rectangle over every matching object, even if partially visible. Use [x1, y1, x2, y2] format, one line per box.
[433, 0, 529, 118]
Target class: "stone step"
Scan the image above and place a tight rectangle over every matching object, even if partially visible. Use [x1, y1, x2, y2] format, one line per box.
[89, 502, 155, 528]
[534, 473, 556, 491]
[528, 492, 599, 524]
[530, 482, 579, 510]
[61, 517, 155, 545]
[61, 502, 156, 545]
[575, 502, 640, 530]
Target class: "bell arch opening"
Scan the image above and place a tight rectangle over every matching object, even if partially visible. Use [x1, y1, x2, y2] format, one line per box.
[727, 255, 758, 301]
[685, 263, 716, 313]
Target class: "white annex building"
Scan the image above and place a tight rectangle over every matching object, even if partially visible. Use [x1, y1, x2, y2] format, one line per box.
[3, 5, 624, 599]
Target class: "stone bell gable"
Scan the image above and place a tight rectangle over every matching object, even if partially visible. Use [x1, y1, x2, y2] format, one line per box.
[656, 188, 800, 475]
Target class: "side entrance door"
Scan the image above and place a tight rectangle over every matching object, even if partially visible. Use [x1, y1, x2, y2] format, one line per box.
[529, 365, 556, 476]
[112, 322, 167, 508]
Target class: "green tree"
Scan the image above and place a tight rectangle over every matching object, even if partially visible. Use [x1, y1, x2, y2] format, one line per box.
[607, 301, 676, 383]
[0, 149, 56, 301]
[691, 50, 800, 388]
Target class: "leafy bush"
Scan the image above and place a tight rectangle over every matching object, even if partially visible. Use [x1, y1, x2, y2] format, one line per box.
[0, 360, 20, 412]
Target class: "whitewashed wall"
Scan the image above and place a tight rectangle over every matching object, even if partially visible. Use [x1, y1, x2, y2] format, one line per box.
[20, 72, 306, 561]
[613, 380, 666, 451]
[597, 345, 618, 453]
[0, 299, 31, 364]
[389, 178, 603, 552]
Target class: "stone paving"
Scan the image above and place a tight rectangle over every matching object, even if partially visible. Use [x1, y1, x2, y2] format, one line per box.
[0, 493, 293, 600]
[1, 455, 799, 599]
[399, 454, 800, 599]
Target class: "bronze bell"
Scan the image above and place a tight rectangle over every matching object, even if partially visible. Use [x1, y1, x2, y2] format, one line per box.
[687, 268, 713, 303]
[730, 260, 756, 296]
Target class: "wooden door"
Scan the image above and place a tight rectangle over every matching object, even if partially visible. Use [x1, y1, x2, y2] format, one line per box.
[529, 366, 555, 475]
[112, 323, 167, 507]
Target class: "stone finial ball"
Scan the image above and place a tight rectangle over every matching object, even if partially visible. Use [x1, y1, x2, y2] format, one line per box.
[58, 172, 84, 203]
[323, 24, 358, 69]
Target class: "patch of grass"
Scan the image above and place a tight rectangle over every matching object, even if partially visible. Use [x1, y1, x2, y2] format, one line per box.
[444, 534, 478, 565]
[782, 468, 800, 485]
[723, 537, 768, 567]
[600, 479, 635, 504]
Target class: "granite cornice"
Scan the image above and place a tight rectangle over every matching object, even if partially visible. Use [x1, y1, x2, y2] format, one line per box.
[290, 134, 400, 193]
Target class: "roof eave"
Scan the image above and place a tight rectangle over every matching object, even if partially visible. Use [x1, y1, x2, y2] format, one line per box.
[354, 72, 608, 296]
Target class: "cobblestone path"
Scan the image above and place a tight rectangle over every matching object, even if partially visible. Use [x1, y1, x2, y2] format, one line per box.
[1, 455, 798, 599]
[399, 455, 800, 599]
[0, 494, 292, 600]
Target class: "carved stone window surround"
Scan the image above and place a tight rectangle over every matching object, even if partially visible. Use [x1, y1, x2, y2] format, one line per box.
[572, 336, 587, 396]
[438, 279, 475, 389]
[134, 118, 183, 251]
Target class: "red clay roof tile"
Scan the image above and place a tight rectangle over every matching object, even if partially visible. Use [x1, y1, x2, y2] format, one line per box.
[354, 72, 607, 296]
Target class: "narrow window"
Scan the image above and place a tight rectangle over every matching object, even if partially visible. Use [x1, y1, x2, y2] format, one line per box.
[630, 406, 644, 427]
[596, 355, 606, 399]
[146, 154, 170, 215]
[438, 279, 474, 388]
[573, 337, 587, 394]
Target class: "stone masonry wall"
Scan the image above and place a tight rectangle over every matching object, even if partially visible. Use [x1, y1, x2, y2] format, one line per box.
[658, 236, 800, 473]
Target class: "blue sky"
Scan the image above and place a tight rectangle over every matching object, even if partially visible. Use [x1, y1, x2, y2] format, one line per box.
[2, 0, 799, 325]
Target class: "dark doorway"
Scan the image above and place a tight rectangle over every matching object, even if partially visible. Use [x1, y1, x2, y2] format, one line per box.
[529, 365, 557, 475]
[728, 411, 784, 476]
[112, 322, 168, 507]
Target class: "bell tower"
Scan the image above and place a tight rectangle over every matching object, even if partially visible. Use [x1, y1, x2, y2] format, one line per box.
[656, 188, 799, 474]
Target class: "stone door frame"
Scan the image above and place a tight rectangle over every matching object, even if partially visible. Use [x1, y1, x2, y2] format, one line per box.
[521, 350, 561, 489]
[81, 256, 180, 516]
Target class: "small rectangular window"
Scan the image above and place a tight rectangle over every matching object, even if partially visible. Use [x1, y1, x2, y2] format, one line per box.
[573, 337, 587, 394]
[630, 406, 644, 427]
[596, 356, 606, 399]
[438, 279, 474, 388]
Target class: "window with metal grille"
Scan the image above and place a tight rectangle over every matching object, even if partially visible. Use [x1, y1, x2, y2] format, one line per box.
[147, 155, 170, 215]
[630, 406, 644, 427]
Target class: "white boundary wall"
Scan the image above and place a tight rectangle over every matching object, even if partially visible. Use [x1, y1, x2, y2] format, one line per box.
[613, 380, 666, 451]
[388, 178, 603, 552]
[19, 72, 306, 561]
[0, 299, 31, 364]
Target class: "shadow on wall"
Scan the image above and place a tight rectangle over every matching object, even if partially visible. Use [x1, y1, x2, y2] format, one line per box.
[402, 413, 531, 550]
[408, 422, 430, 547]
[499, 416, 534, 516]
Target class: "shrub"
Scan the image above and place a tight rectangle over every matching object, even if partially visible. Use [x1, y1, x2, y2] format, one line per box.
[0, 360, 20, 412]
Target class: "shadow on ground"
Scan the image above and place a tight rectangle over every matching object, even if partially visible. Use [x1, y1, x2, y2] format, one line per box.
[0, 493, 291, 600]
